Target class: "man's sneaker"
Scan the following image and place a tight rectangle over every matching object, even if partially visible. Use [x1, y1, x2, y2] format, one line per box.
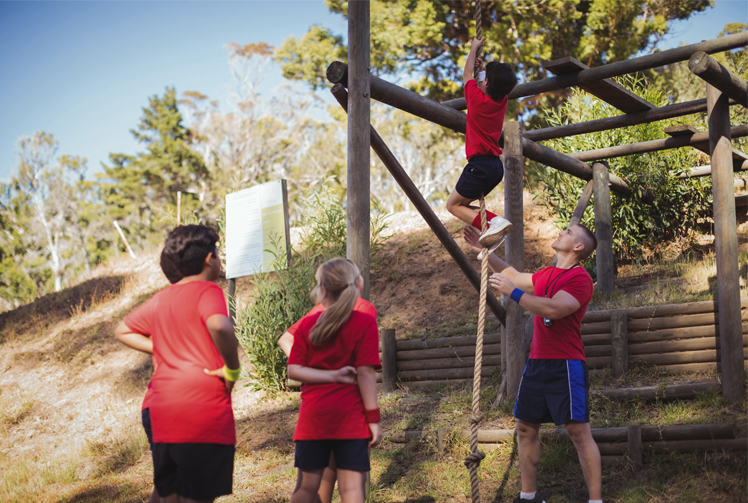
[513, 494, 545, 503]
[478, 216, 512, 247]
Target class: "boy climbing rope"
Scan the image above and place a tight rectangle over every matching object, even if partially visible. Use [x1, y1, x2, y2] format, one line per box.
[114, 225, 240, 502]
[446, 36, 517, 254]
[288, 258, 381, 503]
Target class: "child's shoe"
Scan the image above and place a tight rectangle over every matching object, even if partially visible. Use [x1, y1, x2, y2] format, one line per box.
[478, 216, 512, 247]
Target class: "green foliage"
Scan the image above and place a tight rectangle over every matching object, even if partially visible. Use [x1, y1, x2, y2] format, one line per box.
[535, 76, 712, 261]
[235, 186, 390, 393]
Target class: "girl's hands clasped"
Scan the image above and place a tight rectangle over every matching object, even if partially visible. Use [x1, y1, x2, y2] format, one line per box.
[334, 366, 358, 384]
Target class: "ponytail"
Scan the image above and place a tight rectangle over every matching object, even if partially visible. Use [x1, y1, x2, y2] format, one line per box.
[310, 258, 360, 346]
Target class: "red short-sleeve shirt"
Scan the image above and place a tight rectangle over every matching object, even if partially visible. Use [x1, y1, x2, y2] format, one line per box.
[125, 281, 235, 444]
[529, 266, 594, 361]
[465, 79, 508, 160]
[289, 309, 381, 441]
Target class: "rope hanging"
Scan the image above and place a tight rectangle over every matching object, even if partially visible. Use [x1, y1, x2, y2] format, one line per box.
[463, 4, 487, 503]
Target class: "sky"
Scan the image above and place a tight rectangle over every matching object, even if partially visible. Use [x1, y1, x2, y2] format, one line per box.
[0, 0, 746, 182]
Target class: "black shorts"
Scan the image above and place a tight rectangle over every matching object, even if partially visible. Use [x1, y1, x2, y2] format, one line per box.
[142, 408, 153, 450]
[455, 155, 504, 200]
[151, 441, 234, 499]
[514, 359, 590, 426]
[295, 439, 370, 471]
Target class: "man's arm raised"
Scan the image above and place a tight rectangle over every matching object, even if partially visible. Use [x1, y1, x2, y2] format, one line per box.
[463, 226, 534, 293]
[489, 274, 580, 320]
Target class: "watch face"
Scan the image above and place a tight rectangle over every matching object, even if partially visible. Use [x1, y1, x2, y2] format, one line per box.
[543, 318, 553, 327]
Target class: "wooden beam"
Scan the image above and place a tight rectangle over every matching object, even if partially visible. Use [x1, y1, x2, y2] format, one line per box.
[441, 32, 748, 110]
[611, 313, 627, 378]
[678, 161, 748, 178]
[689, 51, 748, 107]
[665, 125, 748, 172]
[569, 124, 748, 162]
[504, 122, 525, 404]
[330, 84, 506, 324]
[570, 180, 594, 226]
[593, 162, 615, 294]
[707, 82, 745, 403]
[347, 0, 371, 299]
[543, 56, 655, 113]
[327, 61, 467, 134]
[381, 328, 397, 392]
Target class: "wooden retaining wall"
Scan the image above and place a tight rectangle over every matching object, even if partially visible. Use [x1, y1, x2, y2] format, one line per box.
[379, 298, 748, 387]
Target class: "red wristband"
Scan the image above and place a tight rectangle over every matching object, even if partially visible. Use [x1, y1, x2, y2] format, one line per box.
[365, 408, 381, 423]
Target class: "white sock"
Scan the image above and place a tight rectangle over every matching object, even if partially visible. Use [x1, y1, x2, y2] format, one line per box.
[589, 500, 603, 503]
[520, 493, 536, 500]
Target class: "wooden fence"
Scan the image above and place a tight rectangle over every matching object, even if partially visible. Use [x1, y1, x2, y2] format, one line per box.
[379, 298, 748, 388]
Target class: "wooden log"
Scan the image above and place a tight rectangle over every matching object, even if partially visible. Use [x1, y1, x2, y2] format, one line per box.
[653, 361, 721, 374]
[678, 160, 748, 178]
[397, 365, 499, 382]
[591, 380, 721, 401]
[347, 1, 371, 299]
[629, 334, 748, 355]
[641, 423, 737, 441]
[628, 425, 642, 470]
[396, 343, 502, 361]
[399, 378, 473, 388]
[582, 321, 612, 334]
[584, 298, 748, 323]
[582, 334, 612, 346]
[330, 85, 506, 323]
[586, 356, 613, 369]
[627, 312, 726, 331]
[504, 121, 526, 404]
[690, 51, 748, 107]
[396, 333, 501, 351]
[396, 354, 502, 371]
[611, 313, 628, 378]
[645, 438, 747, 453]
[594, 162, 615, 294]
[631, 348, 748, 366]
[628, 322, 748, 344]
[570, 180, 594, 226]
[585, 345, 612, 358]
[326, 61, 467, 134]
[521, 137, 633, 197]
[597, 443, 628, 456]
[523, 99, 712, 142]
[441, 32, 748, 109]
[708, 82, 746, 403]
[389, 431, 424, 443]
[665, 126, 748, 172]
[381, 328, 397, 392]
[569, 124, 748, 163]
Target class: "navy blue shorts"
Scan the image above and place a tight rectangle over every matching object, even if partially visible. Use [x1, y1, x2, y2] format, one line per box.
[455, 155, 504, 200]
[295, 439, 370, 471]
[142, 408, 153, 450]
[514, 359, 590, 426]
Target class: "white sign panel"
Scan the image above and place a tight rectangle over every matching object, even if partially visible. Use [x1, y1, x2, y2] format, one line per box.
[225, 180, 288, 278]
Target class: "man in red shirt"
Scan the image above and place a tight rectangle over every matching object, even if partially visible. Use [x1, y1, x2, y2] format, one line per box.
[115, 225, 240, 503]
[465, 224, 602, 503]
[446, 36, 517, 252]
[278, 279, 376, 503]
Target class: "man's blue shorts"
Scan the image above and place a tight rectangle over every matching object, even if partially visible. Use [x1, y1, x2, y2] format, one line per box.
[514, 359, 590, 426]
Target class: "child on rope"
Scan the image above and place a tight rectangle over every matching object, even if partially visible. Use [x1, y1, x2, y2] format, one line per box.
[114, 225, 240, 503]
[446, 36, 517, 254]
[279, 280, 377, 503]
[288, 258, 382, 503]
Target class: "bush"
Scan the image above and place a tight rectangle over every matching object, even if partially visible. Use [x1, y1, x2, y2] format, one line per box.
[234, 186, 390, 393]
[534, 75, 713, 262]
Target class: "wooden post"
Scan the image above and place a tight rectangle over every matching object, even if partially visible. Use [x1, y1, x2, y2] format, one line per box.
[627, 424, 643, 470]
[347, 0, 371, 300]
[689, 52, 748, 107]
[504, 122, 525, 403]
[437, 428, 446, 455]
[593, 162, 615, 295]
[177, 191, 181, 226]
[113, 220, 136, 259]
[381, 328, 397, 392]
[707, 83, 745, 403]
[330, 84, 506, 323]
[228, 278, 236, 326]
[611, 313, 628, 378]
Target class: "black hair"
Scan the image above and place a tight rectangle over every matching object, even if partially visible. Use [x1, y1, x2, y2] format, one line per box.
[160, 225, 219, 281]
[485, 62, 517, 102]
[574, 224, 598, 261]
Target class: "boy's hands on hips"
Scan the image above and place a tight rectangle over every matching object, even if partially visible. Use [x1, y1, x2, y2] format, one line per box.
[203, 367, 236, 393]
[368, 423, 382, 447]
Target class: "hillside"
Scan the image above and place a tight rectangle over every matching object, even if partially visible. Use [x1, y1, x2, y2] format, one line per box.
[0, 193, 745, 502]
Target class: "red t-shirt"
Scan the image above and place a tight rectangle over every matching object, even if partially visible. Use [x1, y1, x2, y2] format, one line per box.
[288, 310, 381, 441]
[286, 298, 377, 337]
[529, 266, 594, 360]
[464, 79, 508, 160]
[125, 281, 235, 444]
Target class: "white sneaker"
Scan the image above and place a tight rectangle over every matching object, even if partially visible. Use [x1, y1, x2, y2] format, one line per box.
[478, 216, 512, 247]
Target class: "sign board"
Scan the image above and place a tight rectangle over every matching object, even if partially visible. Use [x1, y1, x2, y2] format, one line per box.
[225, 180, 290, 279]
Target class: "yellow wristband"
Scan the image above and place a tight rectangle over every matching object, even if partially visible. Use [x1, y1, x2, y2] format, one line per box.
[223, 365, 241, 382]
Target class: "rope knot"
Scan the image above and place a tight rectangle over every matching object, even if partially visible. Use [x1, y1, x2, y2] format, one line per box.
[470, 412, 484, 424]
[463, 450, 486, 468]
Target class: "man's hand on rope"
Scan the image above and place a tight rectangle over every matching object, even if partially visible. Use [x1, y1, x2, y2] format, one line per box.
[489, 272, 516, 297]
[463, 226, 483, 254]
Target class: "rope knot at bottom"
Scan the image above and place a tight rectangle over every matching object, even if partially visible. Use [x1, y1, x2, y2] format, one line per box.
[470, 412, 484, 424]
[463, 450, 486, 468]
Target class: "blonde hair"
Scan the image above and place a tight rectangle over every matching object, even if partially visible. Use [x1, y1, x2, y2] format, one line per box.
[310, 258, 360, 346]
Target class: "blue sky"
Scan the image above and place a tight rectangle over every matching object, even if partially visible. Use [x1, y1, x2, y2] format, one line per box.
[0, 0, 745, 182]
